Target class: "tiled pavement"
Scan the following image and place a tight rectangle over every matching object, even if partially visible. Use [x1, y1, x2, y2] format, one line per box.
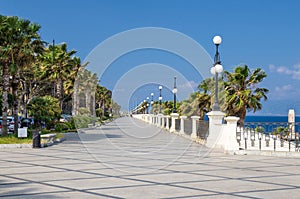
[1, 117, 300, 198]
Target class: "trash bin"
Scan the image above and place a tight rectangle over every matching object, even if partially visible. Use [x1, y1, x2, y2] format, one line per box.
[32, 131, 41, 148]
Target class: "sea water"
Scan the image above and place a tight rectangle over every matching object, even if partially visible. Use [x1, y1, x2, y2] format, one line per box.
[245, 116, 300, 123]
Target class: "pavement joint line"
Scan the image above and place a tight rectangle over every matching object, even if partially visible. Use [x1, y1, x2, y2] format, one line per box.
[1, 118, 300, 198]
[1, 155, 264, 198]
[0, 173, 124, 199]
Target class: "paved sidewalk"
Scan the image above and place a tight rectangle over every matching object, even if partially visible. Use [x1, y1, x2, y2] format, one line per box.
[0, 117, 300, 198]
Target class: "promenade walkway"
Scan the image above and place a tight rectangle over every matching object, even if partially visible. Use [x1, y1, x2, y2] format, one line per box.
[1, 117, 300, 198]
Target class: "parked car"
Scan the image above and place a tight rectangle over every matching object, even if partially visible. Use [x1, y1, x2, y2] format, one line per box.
[0, 116, 22, 132]
[20, 118, 34, 128]
[8, 121, 21, 132]
[60, 114, 71, 122]
[0, 119, 14, 135]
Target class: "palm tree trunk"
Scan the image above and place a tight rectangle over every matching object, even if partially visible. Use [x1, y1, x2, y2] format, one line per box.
[73, 80, 78, 115]
[56, 78, 63, 110]
[102, 99, 106, 117]
[91, 91, 96, 116]
[2, 62, 10, 136]
[85, 88, 91, 115]
[12, 74, 20, 135]
[239, 107, 247, 127]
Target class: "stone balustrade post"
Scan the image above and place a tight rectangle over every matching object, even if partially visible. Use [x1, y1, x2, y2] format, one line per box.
[156, 114, 160, 127]
[191, 116, 200, 139]
[180, 116, 187, 134]
[206, 111, 225, 148]
[222, 116, 240, 151]
[165, 116, 170, 130]
[170, 113, 179, 132]
[161, 116, 165, 128]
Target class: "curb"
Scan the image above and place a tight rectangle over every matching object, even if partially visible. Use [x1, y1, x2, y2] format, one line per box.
[233, 149, 300, 158]
[0, 144, 32, 149]
[0, 135, 67, 149]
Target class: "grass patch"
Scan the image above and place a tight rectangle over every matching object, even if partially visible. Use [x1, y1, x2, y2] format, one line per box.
[55, 133, 65, 139]
[0, 135, 32, 144]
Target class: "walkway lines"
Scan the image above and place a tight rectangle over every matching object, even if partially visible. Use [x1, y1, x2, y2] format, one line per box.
[0, 117, 300, 198]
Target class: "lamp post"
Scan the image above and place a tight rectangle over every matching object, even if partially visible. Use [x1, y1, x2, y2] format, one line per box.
[146, 97, 150, 114]
[210, 35, 223, 111]
[150, 93, 154, 114]
[172, 77, 177, 113]
[159, 86, 162, 114]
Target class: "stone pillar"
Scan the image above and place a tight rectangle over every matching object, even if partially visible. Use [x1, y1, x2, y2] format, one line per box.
[222, 116, 240, 151]
[180, 116, 187, 134]
[150, 114, 154, 124]
[157, 114, 163, 127]
[170, 113, 179, 132]
[191, 116, 200, 139]
[161, 115, 165, 128]
[206, 111, 225, 148]
[165, 116, 170, 130]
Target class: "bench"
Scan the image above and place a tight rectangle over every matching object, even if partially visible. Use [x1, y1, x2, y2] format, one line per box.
[40, 133, 56, 143]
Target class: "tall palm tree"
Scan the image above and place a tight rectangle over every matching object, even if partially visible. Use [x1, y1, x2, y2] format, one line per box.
[38, 43, 76, 109]
[71, 59, 89, 116]
[223, 65, 268, 126]
[95, 85, 112, 118]
[0, 15, 42, 135]
[74, 69, 99, 116]
[11, 21, 43, 134]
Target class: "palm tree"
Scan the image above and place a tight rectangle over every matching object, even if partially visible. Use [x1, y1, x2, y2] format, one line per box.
[0, 15, 42, 135]
[179, 92, 201, 117]
[95, 85, 112, 118]
[74, 69, 99, 116]
[38, 43, 76, 109]
[11, 20, 43, 134]
[223, 65, 268, 126]
[62, 57, 88, 114]
[72, 60, 89, 116]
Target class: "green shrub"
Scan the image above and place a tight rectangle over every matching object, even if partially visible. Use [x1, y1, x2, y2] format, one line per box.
[26, 129, 33, 139]
[54, 122, 70, 132]
[72, 116, 97, 128]
[26, 96, 61, 128]
[78, 108, 90, 116]
[68, 117, 76, 129]
[41, 128, 53, 135]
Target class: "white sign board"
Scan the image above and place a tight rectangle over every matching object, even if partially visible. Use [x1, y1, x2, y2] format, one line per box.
[18, 128, 28, 138]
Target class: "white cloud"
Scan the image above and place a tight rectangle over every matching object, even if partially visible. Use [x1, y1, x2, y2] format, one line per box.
[270, 63, 300, 80]
[275, 84, 292, 92]
[269, 64, 275, 71]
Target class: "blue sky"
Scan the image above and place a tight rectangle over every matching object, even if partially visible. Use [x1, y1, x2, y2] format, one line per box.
[1, 0, 300, 115]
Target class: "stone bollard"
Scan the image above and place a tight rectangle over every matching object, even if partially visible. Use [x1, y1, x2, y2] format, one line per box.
[165, 116, 170, 130]
[152, 115, 156, 125]
[157, 114, 163, 127]
[206, 111, 225, 148]
[222, 116, 240, 151]
[161, 115, 165, 128]
[170, 113, 179, 132]
[191, 116, 200, 139]
[180, 116, 187, 134]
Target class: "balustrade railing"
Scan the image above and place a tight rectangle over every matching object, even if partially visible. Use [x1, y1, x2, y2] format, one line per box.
[236, 122, 300, 152]
[196, 120, 209, 139]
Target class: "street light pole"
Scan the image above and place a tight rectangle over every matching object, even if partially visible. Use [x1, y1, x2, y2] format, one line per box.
[146, 97, 150, 114]
[210, 35, 223, 111]
[151, 93, 154, 113]
[172, 77, 177, 113]
[159, 86, 162, 114]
